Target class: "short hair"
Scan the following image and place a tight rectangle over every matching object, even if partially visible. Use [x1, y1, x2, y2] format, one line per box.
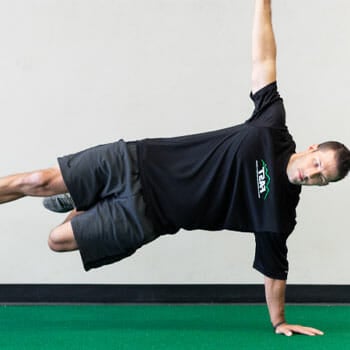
[317, 141, 350, 182]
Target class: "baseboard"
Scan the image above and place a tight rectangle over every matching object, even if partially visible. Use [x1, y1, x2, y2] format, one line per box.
[0, 284, 349, 303]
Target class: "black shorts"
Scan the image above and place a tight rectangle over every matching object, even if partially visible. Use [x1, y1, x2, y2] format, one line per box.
[58, 140, 158, 271]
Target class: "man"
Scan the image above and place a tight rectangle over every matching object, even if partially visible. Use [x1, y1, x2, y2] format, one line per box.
[1, 0, 349, 336]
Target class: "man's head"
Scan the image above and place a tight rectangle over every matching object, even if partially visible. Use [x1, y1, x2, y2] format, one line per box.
[287, 141, 350, 186]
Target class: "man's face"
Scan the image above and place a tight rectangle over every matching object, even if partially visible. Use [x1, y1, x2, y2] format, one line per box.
[287, 145, 339, 186]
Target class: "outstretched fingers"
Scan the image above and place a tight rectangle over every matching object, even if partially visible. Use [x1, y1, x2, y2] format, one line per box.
[275, 323, 324, 336]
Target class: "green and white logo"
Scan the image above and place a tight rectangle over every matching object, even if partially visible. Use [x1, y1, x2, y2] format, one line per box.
[256, 159, 271, 200]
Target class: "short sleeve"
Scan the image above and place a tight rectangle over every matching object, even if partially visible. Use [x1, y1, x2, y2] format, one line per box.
[253, 231, 290, 280]
[246, 82, 286, 129]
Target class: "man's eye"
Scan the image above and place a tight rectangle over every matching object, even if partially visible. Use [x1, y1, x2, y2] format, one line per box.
[319, 175, 327, 185]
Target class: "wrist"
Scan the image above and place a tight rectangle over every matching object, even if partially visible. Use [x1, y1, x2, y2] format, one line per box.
[272, 320, 286, 330]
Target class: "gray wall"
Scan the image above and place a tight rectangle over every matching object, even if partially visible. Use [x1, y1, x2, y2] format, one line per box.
[0, 0, 348, 284]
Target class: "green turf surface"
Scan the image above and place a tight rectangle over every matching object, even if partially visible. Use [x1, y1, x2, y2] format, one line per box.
[0, 304, 349, 349]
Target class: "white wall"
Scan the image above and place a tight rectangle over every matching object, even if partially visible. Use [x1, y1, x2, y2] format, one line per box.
[0, 0, 348, 284]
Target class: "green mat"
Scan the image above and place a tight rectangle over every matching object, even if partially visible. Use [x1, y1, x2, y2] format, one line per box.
[0, 305, 349, 349]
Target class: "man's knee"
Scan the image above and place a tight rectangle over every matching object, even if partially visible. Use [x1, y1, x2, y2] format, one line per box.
[48, 223, 78, 252]
[48, 228, 64, 252]
[21, 171, 47, 191]
[20, 167, 66, 196]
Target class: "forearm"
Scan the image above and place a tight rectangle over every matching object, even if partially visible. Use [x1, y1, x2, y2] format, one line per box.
[252, 0, 276, 63]
[264, 276, 286, 327]
[251, 0, 277, 92]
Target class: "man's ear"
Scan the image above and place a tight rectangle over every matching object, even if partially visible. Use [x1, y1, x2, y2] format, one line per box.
[308, 144, 319, 151]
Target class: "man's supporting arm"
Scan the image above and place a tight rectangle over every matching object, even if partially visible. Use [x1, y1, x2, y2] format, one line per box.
[264, 277, 324, 336]
[251, 0, 277, 94]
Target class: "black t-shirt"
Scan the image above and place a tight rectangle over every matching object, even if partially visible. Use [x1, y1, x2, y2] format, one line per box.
[136, 82, 301, 280]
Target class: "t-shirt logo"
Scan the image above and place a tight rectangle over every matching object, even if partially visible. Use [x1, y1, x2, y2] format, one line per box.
[256, 159, 271, 200]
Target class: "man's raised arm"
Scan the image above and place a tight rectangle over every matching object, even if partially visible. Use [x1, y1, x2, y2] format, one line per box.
[251, 0, 277, 94]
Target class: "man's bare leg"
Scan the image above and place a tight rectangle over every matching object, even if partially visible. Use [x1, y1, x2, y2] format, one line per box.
[48, 209, 83, 252]
[0, 164, 79, 252]
[0, 165, 67, 204]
